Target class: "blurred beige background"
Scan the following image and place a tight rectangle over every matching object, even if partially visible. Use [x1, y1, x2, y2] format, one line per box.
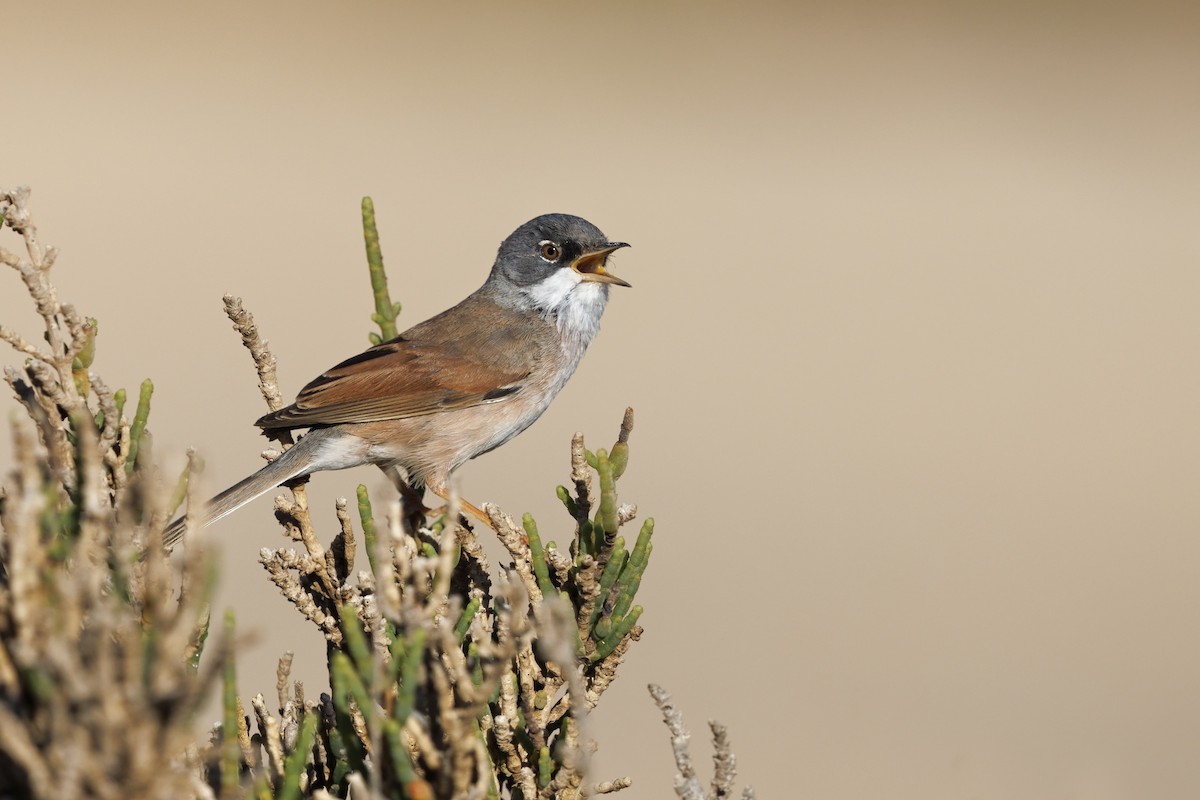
[4, 1, 1200, 797]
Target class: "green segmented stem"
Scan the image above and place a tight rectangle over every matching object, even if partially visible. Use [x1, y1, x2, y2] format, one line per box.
[394, 628, 426, 724]
[356, 485, 379, 576]
[591, 605, 643, 662]
[556, 484, 578, 517]
[611, 573, 642, 621]
[588, 537, 626, 631]
[124, 379, 153, 474]
[630, 518, 654, 569]
[329, 653, 368, 776]
[388, 635, 406, 683]
[523, 513, 557, 598]
[468, 642, 486, 689]
[538, 745, 553, 788]
[167, 459, 191, 518]
[362, 196, 401, 343]
[595, 448, 618, 537]
[220, 611, 241, 797]
[338, 605, 372, 677]
[333, 653, 372, 719]
[455, 596, 482, 642]
[609, 439, 629, 479]
[611, 519, 654, 620]
[327, 724, 352, 786]
[252, 776, 271, 800]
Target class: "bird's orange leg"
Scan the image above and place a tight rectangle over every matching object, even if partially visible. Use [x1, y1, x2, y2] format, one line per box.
[427, 484, 494, 530]
[377, 466, 494, 530]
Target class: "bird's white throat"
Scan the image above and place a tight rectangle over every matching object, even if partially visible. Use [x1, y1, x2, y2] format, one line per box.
[524, 269, 609, 353]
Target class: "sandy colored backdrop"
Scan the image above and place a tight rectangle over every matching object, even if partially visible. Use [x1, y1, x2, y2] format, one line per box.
[4, 2, 1200, 797]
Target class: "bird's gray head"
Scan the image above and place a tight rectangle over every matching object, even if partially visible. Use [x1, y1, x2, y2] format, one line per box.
[484, 214, 630, 350]
[487, 214, 630, 325]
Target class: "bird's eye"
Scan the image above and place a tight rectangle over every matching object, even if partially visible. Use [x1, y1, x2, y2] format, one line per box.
[539, 241, 562, 262]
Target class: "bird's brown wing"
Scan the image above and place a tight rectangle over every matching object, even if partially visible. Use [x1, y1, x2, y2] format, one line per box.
[257, 296, 539, 431]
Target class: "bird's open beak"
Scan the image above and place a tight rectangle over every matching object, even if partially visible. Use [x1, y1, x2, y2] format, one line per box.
[573, 242, 631, 287]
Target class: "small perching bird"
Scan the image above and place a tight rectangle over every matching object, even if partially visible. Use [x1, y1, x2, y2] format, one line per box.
[163, 213, 630, 548]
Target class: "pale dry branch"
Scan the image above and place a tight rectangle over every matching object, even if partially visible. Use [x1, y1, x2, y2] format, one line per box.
[484, 502, 542, 604]
[223, 294, 283, 412]
[570, 432, 593, 519]
[649, 683, 705, 800]
[649, 684, 755, 800]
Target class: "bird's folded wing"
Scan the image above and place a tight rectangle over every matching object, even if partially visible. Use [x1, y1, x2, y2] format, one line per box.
[256, 337, 530, 430]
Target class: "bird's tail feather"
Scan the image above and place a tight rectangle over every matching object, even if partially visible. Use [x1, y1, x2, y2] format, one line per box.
[161, 434, 321, 549]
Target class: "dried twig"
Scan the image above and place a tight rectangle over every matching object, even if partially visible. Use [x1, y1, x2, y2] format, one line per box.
[649, 684, 755, 800]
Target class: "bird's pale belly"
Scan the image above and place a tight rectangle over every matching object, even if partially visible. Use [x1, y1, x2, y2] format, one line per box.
[358, 388, 558, 490]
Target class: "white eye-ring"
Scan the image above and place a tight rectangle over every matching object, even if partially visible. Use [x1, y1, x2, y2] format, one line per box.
[539, 240, 562, 262]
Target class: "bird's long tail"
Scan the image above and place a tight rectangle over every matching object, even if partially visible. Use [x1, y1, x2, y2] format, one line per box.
[161, 432, 326, 549]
